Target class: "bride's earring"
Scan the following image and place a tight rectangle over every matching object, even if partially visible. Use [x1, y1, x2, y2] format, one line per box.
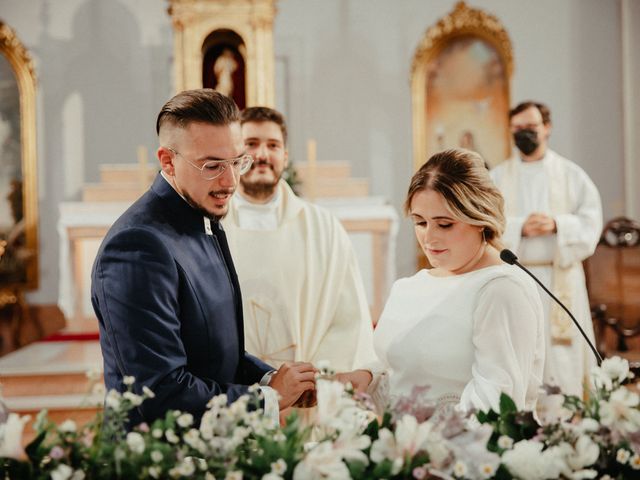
[481, 228, 488, 245]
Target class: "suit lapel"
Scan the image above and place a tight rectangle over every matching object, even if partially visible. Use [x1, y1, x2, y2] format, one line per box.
[213, 222, 245, 354]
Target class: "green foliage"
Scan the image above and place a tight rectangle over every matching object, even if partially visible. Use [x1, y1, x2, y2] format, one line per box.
[2, 357, 640, 479]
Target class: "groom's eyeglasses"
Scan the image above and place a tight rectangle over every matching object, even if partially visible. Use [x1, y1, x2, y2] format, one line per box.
[166, 147, 253, 180]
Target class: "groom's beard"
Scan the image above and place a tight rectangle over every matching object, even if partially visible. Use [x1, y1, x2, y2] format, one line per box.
[182, 190, 229, 222]
[240, 159, 282, 201]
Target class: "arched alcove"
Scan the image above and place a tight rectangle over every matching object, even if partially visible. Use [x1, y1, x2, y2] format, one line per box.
[202, 29, 247, 110]
[169, 0, 276, 107]
[411, 2, 514, 170]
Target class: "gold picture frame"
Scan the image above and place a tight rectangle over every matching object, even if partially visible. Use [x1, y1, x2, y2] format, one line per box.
[168, 0, 276, 107]
[411, 1, 514, 171]
[0, 20, 39, 291]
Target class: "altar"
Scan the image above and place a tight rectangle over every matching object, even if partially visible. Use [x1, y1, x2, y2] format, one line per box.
[57, 194, 398, 331]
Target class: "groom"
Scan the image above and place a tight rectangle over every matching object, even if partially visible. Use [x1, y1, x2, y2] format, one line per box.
[91, 89, 316, 426]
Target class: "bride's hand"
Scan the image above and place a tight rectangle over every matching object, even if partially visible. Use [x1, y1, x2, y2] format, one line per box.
[335, 369, 372, 393]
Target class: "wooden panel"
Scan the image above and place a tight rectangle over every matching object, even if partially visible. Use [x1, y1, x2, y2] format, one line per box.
[295, 161, 351, 180]
[82, 184, 145, 203]
[585, 246, 640, 327]
[100, 164, 157, 184]
[297, 178, 369, 198]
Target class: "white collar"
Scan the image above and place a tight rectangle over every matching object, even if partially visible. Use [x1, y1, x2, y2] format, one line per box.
[233, 188, 281, 230]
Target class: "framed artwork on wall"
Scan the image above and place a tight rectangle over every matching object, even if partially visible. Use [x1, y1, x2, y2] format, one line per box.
[0, 20, 38, 291]
[411, 1, 514, 170]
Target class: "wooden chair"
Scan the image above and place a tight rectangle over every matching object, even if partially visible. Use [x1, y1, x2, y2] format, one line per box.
[584, 217, 640, 375]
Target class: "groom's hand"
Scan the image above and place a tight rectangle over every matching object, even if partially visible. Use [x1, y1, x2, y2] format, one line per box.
[269, 362, 317, 409]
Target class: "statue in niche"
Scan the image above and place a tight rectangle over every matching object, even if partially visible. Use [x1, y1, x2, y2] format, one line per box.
[203, 40, 246, 110]
[213, 48, 238, 97]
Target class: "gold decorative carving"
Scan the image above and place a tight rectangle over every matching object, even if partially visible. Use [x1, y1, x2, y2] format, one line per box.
[0, 20, 39, 291]
[411, 2, 513, 79]
[168, 0, 276, 107]
[411, 1, 514, 268]
[410, 1, 514, 172]
[0, 23, 36, 81]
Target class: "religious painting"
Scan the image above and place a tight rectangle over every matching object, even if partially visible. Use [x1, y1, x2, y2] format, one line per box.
[410, 2, 513, 269]
[411, 2, 514, 171]
[424, 36, 508, 167]
[0, 55, 23, 283]
[202, 29, 247, 110]
[0, 21, 38, 290]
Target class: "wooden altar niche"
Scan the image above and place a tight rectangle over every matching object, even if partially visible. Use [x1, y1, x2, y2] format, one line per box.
[168, 0, 276, 106]
[410, 2, 514, 269]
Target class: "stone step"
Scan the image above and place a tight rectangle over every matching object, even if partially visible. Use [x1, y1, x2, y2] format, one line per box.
[297, 178, 369, 198]
[294, 161, 352, 180]
[82, 183, 147, 202]
[0, 340, 102, 397]
[100, 164, 158, 184]
[0, 341, 105, 445]
[1, 372, 97, 397]
[5, 394, 103, 445]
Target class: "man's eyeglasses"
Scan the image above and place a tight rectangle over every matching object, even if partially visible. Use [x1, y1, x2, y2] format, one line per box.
[166, 147, 253, 180]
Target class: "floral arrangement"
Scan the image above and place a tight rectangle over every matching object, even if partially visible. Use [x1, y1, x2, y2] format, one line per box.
[1, 358, 639, 479]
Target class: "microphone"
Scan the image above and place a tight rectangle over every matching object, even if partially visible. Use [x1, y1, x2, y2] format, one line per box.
[500, 249, 603, 366]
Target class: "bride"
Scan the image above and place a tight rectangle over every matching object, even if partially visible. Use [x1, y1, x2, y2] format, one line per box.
[340, 149, 545, 414]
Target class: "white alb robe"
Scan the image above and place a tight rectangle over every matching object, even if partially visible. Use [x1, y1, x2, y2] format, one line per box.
[222, 180, 377, 373]
[491, 150, 603, 397]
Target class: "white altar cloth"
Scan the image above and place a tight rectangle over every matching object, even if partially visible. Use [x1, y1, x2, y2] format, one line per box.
[57, 198, 399, 326]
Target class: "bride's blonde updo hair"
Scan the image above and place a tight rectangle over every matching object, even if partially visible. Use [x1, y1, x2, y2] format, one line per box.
[404, 148, 506, 250]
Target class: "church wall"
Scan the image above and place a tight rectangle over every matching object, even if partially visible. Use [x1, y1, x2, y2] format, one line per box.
[0, 0, 631, 305]
[274, 0, 627, 278]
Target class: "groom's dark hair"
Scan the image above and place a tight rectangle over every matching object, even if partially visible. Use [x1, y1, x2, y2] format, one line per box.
[156, 89, 240, 135]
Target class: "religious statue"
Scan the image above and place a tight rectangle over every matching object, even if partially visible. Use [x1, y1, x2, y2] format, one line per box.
[213, 48, 238, 97]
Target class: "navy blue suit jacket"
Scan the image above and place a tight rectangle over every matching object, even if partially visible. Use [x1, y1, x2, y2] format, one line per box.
[91, 174, 272, 425]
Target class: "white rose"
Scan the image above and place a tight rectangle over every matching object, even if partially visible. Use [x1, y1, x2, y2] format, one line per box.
[177, 413, 194, 428]
[123, 391, 143, 406]
[148, 466, 161, 479]
[151, 450, 163, 463]
[126, 431, 145, 454]
[105, 389, 121, 410]
[0, 413, 30, 459]
[50, 464, 73, 480]
[59, 420, 77, 433]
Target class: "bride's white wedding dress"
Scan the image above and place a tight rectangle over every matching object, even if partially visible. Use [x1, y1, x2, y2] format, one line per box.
[368, 264, 545, 414]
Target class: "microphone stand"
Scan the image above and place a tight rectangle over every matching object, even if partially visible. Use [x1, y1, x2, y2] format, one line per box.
[501, 249, 603, 366]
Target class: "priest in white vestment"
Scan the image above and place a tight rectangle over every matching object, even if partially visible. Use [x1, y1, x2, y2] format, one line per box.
[222, 107, 377, 377]
[491, 101, 603, 398]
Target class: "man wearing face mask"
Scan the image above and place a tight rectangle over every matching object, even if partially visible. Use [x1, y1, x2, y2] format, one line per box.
[490, 101, 602, 398]
[222, 107, 376, 385]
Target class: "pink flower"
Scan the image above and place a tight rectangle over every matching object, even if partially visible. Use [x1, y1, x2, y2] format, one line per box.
[49, 445, 65, 460]
[137, 422, 150, 433]
[412, 465, 427, 479]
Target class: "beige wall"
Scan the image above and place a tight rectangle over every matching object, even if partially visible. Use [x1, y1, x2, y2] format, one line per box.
[0, 0, 633, 303]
